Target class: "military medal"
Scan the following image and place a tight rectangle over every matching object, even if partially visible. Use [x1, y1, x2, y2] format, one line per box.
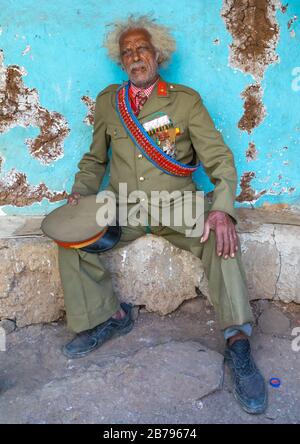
[142, 112, 181, 159]
[155, 127, 181, 158]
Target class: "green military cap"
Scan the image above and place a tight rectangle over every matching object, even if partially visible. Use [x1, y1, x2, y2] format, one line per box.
[41, 194, 120, 252]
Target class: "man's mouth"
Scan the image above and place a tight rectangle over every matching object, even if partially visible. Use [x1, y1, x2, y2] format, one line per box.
[131, 66, 146, 74]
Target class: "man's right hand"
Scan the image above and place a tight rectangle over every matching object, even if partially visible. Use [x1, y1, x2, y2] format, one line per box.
[67, 192, 81, 206]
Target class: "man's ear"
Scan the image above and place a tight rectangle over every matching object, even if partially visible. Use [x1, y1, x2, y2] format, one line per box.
[156, 51, 162, 65]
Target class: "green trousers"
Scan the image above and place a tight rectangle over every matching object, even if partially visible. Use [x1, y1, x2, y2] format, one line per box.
[58, 223, 254, 334]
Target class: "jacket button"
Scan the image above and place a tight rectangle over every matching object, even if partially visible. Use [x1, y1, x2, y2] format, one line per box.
[138, 154, 143, 159]
[139, 176, 145, 182]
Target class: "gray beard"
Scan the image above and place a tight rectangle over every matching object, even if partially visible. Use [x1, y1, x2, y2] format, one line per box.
[130, 73, 159, 88]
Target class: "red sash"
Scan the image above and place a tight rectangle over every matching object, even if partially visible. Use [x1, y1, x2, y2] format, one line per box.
[116, 82, 200, 177]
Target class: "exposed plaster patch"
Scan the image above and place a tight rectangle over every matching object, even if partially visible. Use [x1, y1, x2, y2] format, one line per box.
[261, 202, 289, 210]
[213, 38, 221, 45]
[221, 1, 282, 179]
[287, 15, 298, 29]
[238, 84, 266, 133]
[221, 0, 281, 81]
[268, 186, 295, 196]
[81, 96, 96, 126]
[22, 45, 31, 56]
[236, 171, 267, 203]
[0, 169, 67, 207]
[0, 50, 70, 165]
[246, 141, 258, 161]
[288, 15, 298, 37]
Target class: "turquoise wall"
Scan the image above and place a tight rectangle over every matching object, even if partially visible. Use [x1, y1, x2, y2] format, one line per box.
[0, 0, 299, 215]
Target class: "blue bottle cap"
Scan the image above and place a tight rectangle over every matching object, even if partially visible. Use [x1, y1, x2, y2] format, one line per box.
[269, 378, 281, 388]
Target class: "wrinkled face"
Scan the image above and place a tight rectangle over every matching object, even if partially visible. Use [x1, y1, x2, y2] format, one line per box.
[119, 28, 159, 88]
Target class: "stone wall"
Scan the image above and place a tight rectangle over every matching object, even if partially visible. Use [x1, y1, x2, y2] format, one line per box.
[0, 209, 299, 328]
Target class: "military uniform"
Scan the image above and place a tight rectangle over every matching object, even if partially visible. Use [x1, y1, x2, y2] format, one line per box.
[58, 78, 254, 333]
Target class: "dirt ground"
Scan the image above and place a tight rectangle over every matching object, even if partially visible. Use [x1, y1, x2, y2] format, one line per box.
[0, 298, 299, 424]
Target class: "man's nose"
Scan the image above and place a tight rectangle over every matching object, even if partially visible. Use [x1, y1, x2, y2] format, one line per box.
[132, 49, 140, 61]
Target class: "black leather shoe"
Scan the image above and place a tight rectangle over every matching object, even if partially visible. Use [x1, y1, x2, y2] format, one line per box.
[225, 339, 267, 415]
[62, 302, 134, 359]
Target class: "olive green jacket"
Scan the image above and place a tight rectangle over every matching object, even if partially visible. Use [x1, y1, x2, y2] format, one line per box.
[72, 78, 238, 222]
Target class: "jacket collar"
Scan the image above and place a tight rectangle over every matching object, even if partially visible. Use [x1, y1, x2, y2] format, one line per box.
[137, 76, 172, 120]
[113, 76, 173, 121]
[129, 77, 159, 99]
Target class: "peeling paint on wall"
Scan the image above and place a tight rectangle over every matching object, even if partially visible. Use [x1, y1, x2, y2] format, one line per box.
[236, 171, 267, 203]
[221, 0, 281, 80]
[287, 15, 298, 29]
[220, 0, 294, 204]
[238, 83, 266, 133]
[221, 0, 282, 140]
[0, 48, 70, 208]
[21, 45, 31, 56]
[81, 96, 95, 126]
[0, 50, 70, 165]
[0, 0, 299, 214]
[0, 169, 67, 207]
[246, 142, 258, 161]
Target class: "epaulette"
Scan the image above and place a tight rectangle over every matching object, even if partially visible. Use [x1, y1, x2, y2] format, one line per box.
[168, 83, 200, 97]
[97, 84, 120, 97]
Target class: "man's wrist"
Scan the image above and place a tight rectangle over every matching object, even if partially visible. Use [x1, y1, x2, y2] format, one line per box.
[209, 208, 237, 224]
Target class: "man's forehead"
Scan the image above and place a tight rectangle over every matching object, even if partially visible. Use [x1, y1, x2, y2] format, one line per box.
[119, 28, 152, 46]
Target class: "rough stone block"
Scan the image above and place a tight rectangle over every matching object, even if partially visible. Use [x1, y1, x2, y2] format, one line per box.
[1, 209, 300, 328]
[102, 235, 209, 316]
[0, 238, 64, 327]
[239, 225, 280, 300]
[0, 319, 16, 334]
[258, 307, 291, 335]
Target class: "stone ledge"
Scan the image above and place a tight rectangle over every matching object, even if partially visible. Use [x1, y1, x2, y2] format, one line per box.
[0, 208, 300, 327]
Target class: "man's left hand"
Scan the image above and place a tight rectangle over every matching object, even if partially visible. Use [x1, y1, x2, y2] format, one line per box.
[200, 210, 238, 259]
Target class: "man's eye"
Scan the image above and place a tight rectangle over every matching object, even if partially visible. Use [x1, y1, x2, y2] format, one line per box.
[121, 49, 131, 56]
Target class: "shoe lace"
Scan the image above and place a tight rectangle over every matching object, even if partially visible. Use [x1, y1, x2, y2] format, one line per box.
[230, 341, 257, 378]
[234, 353, 256, 377]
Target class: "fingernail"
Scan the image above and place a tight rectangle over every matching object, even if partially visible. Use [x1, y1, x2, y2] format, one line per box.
[231, 254, 235, 258]
[200, 237, 204, 243]
[225, 255, 228, 259]
[218, 252, 222, 256]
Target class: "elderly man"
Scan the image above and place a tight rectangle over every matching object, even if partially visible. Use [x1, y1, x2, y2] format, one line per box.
[58, 16, 266, 414]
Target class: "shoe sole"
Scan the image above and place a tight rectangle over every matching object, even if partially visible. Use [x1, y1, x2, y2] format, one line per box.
[62, 321, 134, 359]
[232, 387, 268, 415]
